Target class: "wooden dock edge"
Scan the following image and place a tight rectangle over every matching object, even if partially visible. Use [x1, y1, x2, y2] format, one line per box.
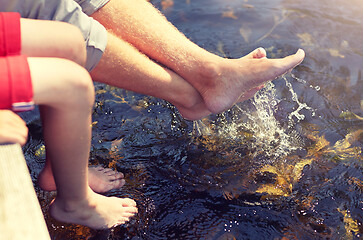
[0, 143, 50, 240]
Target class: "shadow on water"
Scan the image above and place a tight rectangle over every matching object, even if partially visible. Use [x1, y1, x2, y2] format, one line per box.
[21, 0, 362, 239]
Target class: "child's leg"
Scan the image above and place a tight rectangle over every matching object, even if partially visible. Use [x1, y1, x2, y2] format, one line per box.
[20, 18, 86, 67]
[28, 57, 137, 228]
[39, 161, 126, 193]
[19, 18, 125, 192]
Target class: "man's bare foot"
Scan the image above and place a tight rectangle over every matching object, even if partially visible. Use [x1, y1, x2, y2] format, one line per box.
[38, 165, 125, 193]
[49, 187, 137, 229]
[174, 101, 210, 121]
[175, 47, 269, 120]
[196, 48, 305, 114]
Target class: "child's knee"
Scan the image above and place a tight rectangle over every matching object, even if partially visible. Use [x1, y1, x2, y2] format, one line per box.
[29, 57, 94, 109]
[54, 22, 87, 67]
[57, 61, 95, 109]
[65, 24, 87, 67]
[68, 67, 95, 107]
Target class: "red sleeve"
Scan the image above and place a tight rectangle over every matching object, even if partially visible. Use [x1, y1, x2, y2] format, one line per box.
[0, 12, 21, 56]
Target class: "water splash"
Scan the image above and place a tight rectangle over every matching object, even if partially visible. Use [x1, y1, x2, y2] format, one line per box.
[236, 81, 300, 159]
[291, 73, 320, 92]
[192, 74, 317, 160]
[192, 119, 211, 136]
[283, 75, 316, 127]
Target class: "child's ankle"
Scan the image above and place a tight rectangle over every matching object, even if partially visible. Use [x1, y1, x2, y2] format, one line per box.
[53, 196, 91, 212]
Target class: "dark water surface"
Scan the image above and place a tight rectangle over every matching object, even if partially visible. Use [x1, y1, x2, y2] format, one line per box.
[23, 0, 362, 239]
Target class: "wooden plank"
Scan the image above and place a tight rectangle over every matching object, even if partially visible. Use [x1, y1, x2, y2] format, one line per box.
[0, 144, 50, 240]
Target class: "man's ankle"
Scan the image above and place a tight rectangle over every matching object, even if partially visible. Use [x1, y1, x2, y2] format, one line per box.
[195, 61, 221, 88]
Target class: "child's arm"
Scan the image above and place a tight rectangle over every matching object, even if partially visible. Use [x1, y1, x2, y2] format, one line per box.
[0, 110, 28, 146]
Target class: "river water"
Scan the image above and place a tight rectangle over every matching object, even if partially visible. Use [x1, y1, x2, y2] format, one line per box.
[23, 0, 362, 239]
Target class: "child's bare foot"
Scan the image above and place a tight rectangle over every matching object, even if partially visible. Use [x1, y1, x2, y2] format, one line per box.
[49, 187, 138, 229]
[87, 166, 126, 193]
[38, 165, 125, 193]
[195, 48, 305, 114]
[175, 47, 269, 120]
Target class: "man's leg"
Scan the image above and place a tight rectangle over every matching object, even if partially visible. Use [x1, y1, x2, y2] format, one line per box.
[91, 33, 268, 120]
[20, 18, 125, 192]
[91, 0, 305, 114]
[91, 32, 212, 120]
[29, 57, 137, 229]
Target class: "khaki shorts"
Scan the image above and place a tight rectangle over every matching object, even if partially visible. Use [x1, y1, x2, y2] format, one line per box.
[74, 0, 110, 15]
[0, 0, 110, 71]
